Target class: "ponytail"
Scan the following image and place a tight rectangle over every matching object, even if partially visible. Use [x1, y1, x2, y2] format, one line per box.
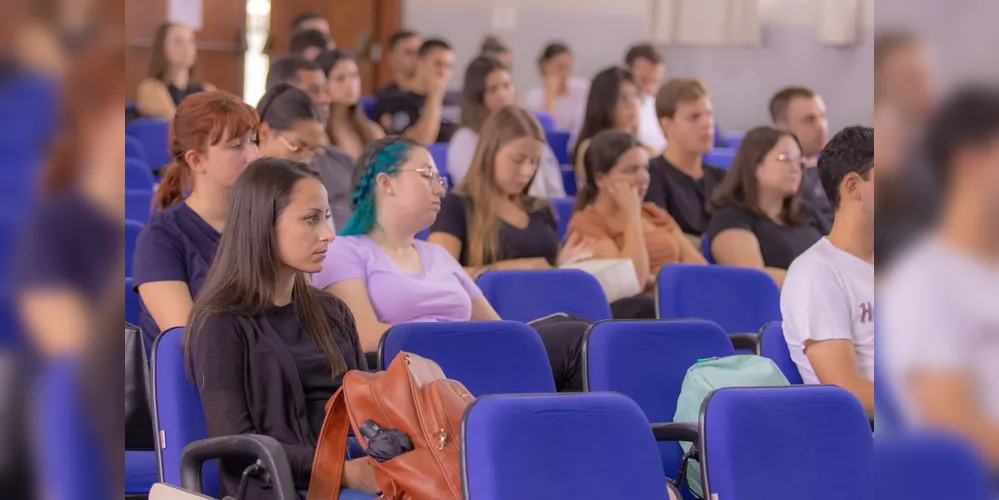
[574, 184, 597, 211]
[153, 161, 190, 211]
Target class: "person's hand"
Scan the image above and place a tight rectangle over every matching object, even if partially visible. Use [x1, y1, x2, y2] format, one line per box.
[342, 457, 380, 494]
[557, 232, 596, 266]
[606, 181, 642, 218]
[428, 74, 449, 100]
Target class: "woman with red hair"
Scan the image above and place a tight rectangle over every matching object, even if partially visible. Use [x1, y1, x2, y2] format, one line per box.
[133, 90, 260, 346]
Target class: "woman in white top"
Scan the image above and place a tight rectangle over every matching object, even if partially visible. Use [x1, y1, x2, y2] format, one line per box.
[448, 55, 565, 198]
[522, 42, 589, 141]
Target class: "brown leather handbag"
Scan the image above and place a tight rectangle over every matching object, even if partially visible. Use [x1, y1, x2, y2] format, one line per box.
[307, 351, 474, 500]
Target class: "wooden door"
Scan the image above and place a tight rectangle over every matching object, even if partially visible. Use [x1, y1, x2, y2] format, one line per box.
[269, 0, 401, 94]
[125, 0, 248, 101]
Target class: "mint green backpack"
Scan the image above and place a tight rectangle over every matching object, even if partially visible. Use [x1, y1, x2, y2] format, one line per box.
[672, 355, 790, 498]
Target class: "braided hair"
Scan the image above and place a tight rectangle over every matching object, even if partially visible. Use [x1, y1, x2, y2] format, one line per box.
[338, 135, 425, 236]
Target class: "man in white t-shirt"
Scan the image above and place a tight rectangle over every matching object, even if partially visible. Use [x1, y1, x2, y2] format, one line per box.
[881, 86, 999, 470]
[624, 43, 668, 153]
[781, 126, 875, 413]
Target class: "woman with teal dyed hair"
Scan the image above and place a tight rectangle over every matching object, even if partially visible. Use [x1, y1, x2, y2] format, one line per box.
[315, 136, 588, 392]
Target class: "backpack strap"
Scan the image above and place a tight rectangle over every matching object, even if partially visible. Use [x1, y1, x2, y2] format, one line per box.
[307, 388, 350, 500]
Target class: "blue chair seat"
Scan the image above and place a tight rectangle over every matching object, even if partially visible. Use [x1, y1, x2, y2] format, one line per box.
[125, 450, 159, 495]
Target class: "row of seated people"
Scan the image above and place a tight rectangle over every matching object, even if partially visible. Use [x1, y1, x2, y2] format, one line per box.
[128, 84, 879, 495]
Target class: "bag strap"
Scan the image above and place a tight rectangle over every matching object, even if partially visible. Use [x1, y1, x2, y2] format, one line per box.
[307, 388, 350, 500]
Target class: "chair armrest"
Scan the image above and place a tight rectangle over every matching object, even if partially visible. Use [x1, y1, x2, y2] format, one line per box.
[651, 422, 699, 443]
[180, 434, 297, 500]
[729, 333, 759, 353]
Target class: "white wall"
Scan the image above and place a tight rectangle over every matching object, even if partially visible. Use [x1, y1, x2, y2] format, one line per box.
[404, 0, 874, 133]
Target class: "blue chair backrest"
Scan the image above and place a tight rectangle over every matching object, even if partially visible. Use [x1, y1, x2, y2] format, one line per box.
[718, 130, 744, 149]
[550, 197, 574, 240]
[560, 164, 577, 196]
[127, 119, 172, 170]
[700, 386, 873, 500]
[477, 269, 612, 322]
[545, 130, 571, 165]
[462, 393, 670, 500]
[125, 220, 145, 278]
[427, 143, 450, 184]
[759, 321, 803, 384]
[379, 321, 556, 395]
[126, 159, 156, 191]
[875, 433, 994, 500]
[151, 327, 220, 494]
[360, 95, 378, 120]
[531, 111, 558, 132]
[703, 148, 736, 170]
[35, 358, 111, 500]
[125, 277, 140, 327]
[657, 264, 781, 335]
[583, 319, 734, 478]
[126, 135, 148, 164]
[126, 189, 154, 224]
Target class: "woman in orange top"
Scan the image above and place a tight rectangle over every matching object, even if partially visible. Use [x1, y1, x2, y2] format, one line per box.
[568, 129, 706, 292]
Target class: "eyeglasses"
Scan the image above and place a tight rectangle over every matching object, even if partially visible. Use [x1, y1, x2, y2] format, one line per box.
[776, 153, 805, 167]
[402, 167, 449, 190]
[278, 135, 326, 157]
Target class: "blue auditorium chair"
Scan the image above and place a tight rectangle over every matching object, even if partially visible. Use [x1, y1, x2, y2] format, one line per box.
[125, 220, 144, 278]
[36, 358, 159, 499]
[151, 328, 374, 499]
[378, 321, 556, 395]
[560, 164, 577, 196]
[699, 386, 873, 500]
[546, 130, 571, 165]
[462, 393, 672, 500]
[125, 190, 154, 224]
[427, 142, 451, 186]
[125, 278, 140, 326]
[703, 148, 736, 170]
[127, 119, 172, 170]
[583, 320, 734, 491]
[126, 159, 156, 191]
[550, 197, 574, 240]
[531, 111, 557, 131]
[477, 269, 611, 322]
[875, 433, 994, 500]
[656, 264, 781, 352]
[758, 321, 803, 384]
[360, 95, 377, 120]
[126, 135, 148, 164]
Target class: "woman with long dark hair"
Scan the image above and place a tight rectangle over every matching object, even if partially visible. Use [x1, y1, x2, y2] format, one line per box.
[706, 126, 823, 287]
[568, 130, 704, 316]
[186, 157, 378, 500]
[571, 66, 643, 185]
[135, 22, 216, 120]
[448, 55, 564, 197]
[316, 49, 384, 159]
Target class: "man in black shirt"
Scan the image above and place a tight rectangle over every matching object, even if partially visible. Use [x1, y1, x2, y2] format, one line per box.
[374, 38, 459, 144]
[770, 86, 834, 234]
[644, 78, 725, 237]
[380, 30, 422, 95]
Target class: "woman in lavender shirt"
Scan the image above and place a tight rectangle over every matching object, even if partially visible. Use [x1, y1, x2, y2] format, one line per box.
[314, 136, 586, 391]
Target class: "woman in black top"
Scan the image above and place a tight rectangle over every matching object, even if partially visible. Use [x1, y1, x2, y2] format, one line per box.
[135, 22, 215, 120]
[429, 105, 594, 275]
[705, 126, 823, 287]
[185, 158, 378, 499]
[429, 107, 656, 318]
